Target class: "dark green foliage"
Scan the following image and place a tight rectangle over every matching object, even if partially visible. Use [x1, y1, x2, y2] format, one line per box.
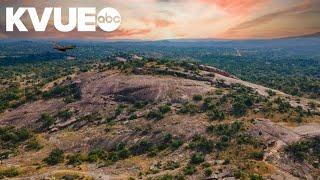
[193, 94, 203, 101]
[266, 90, 276, 96]
[39, 113, 55, 130]
[0, 126, 33, 149]
[43, 83, 81, 102]
[25, 138, 42, 151]
[129, 113, 138, 120]
[275, 98, 291, 113]
[133, 101, 148, 109]
[250, 174, 263, 180]
[57, 109, 73, 120]
[130, 140, 154, 155]
[208, 121, 243, 137]
[115, 104, 126, 116]
[285, 137, 320, 163]
[170, 139, 183, 150]
[231, 101, 248, 117]
[87, 149, 107, 163]
[77, 112, 102, 123]
[164, 161, 180, 170]
[189, 135, 214, 154]
[204, 167, 213, 177]
[250, 151, 264, 161]
[0, 167, 20, 178]
[44, 148, 64, 165]
[207, 109, 225, 121]
[67, 153, 84, 166]
[159, 104, 171, 114]
[147, 110, 164, 120]
[61, 174, 82, 180]
[237, 134, 262, 148]
[155, 174, 185, 180]
[190, 153, 205, 164]
[179, 103, 198, 115]
[183, 165, 196, 175]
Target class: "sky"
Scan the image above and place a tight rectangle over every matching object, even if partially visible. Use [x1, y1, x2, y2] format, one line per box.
[0, 0, 320, 40]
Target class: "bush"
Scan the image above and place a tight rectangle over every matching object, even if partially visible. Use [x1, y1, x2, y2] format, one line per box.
[189, 135, 214, 154]
[57, 110, 73, 120]
[190, 153, 205, 164]
[164, 161, 180, 170]
[39, 113, 55, 129]
[159, 104, 171, 114]
[25, 138, 42, 151]
[0, 126, 34, 149]
[130, 140, 154, 155]
[87, 149, 107, 163]
[133, 101, 148, 109]
[129, 113, 138, 120]
[231, 101, 247, 117]
[183, 165, 196, 175]
[67, 153, 84, 166]
[170, 139, 183, 150]
[179, 103, 198, 115]
[44, 148, 64, 165]
[193, 94, 203, 101]
[147, 110, 164, 120]
[207, 110, 225, 121]
[250, 174, 263, 180]
[204, 167, 213, 177]
[250, 151, 264, 161]
[0, 167, 20, 178]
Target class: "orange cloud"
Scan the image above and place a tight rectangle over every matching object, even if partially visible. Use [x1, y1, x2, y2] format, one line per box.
[223, 0, 312, 38]
[198, 0, 268, 15]
[142, 18, 174, 28]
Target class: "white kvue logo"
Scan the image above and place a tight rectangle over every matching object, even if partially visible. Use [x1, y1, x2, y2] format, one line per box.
[5, 7, 121, 32]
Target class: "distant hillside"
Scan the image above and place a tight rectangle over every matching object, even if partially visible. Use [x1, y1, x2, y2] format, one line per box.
[282, 32, 320, 39]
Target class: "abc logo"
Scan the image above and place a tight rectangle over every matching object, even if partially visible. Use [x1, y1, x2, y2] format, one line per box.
[97, 7, 121, 32]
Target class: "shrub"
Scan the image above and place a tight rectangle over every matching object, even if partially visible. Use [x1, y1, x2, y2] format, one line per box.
[193, 94, 203, 101]
[183, 165, 196, 175]
[164, 161, 180, 170]
[130, 140, 154, 155]
[250, 174, 263, 180]
[87, 149, 107, 163]
[179, 103, 198, 115]
[189, 135, 214, 154]
[204, 167, 213, 177]
[25, 138, 42, 151]
[0, 126, 34, 149]
[207, 110, 225, 121]
[170, 139, 183, 150]
[190, 153, 205, 164]
[39, 113, 55, 129]
[0, 167, 20, 178]
[147, 110, 164, 120]
[133, 101, 148, 109]
[159, 104, 171, 114]
[67, 153, 84, 166]
[57, 110, 73, 120]
[250, 151, 264, 161]
[231, 101, 247, 117]
[44, 148, 64, 165]
[129, 113, 138, 120]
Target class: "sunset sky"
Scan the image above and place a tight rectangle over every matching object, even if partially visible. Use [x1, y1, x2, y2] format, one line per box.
[0, 0, 320, 40]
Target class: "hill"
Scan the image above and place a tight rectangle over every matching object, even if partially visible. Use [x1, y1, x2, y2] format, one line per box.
[0, 57, 319, 179]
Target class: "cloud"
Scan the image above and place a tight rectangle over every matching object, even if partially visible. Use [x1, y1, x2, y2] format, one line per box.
[2, 26, 151, 39]
[198, 0, 268, 15]
[142, 18, 174, 28]
[223, 0, 313, 38]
